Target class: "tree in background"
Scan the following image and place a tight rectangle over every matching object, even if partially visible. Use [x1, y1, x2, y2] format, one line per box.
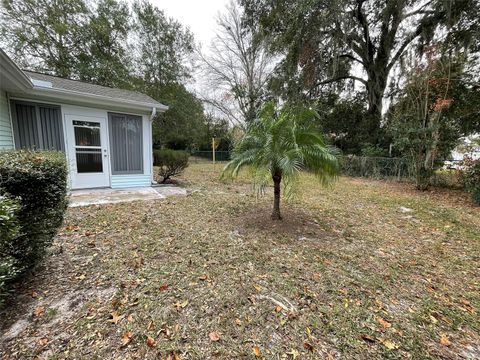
[132, 0, 194, 95]
[223, 102, 338, 220]
[1, 0, 88, 77]
[199, 115, 232, 151]
[76, 0, 132, 88]
[153, 83, 207, 150]
[198, 0, 274, 125]
[241, 0, 479, 132]
[389, 50, 480, 190]
[312, 93, 389, 156]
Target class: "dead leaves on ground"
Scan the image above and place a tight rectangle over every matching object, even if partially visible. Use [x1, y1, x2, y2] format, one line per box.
[376, 317, 392, 329]
[109, 311, 122, 324]
[33, 306, 45, 318]
[146, 335, 156, 347]
[361, 334, 399, 350]
[208, 331, 221, 342]
[440, 333, 452, 347]
[121, 331, 134, 346]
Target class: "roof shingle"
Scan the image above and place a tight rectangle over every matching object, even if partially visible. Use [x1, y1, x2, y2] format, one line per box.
[24, 71, 163, 106]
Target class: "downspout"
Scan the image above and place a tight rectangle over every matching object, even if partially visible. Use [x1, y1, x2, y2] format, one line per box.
[150, 107, 157, 185]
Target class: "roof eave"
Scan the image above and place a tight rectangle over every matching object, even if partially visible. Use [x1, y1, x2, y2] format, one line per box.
[28, 86, 168, 113]
[0, 50, 34, 91]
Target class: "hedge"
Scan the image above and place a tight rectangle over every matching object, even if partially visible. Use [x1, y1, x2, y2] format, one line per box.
[153, 149, 189, 183]
[461, 157, 480, 205]
[0, 194, 20, 302]
[0, 150, 68, 302]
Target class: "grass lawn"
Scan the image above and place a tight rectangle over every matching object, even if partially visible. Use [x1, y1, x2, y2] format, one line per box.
[1, 162, 479, 359]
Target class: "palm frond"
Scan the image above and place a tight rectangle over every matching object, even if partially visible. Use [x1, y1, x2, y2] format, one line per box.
[222, 101, 339, 198]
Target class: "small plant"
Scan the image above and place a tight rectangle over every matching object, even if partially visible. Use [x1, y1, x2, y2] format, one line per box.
[223, 102, 338, 220]
[461, 156, 480, 205]
[153, 149, 189, 183]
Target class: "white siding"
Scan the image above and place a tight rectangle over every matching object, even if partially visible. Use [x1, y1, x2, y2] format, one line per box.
[0, 91, 14, 149]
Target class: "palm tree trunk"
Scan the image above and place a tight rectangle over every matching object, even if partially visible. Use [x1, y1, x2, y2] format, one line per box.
[271, 172, 282, 220]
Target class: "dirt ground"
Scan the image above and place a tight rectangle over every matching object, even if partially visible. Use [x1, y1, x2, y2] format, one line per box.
[1, 163, 479, 359]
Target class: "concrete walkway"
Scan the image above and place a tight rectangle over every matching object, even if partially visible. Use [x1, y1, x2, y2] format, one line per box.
[69, 185, 187, 207]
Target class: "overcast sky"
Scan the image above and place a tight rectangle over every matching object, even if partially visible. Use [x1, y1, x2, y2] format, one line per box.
[149, 0, 230, 50]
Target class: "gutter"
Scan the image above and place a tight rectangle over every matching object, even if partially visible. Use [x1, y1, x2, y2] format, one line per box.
[150, 106, 157, 121]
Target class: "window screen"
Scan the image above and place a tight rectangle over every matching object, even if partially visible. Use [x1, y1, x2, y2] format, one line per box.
[108, 113, 143, 174]
[11, 101, 64, 151]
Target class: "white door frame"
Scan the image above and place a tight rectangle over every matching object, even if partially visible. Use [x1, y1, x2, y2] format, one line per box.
[65, 114, 111, 189]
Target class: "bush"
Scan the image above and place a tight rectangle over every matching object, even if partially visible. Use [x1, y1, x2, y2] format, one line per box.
[153, 149, 189, 183]
[0, 150, 68, 271]
[0, 193, 20, 303]
[461, 156, 480, 205]
[339, 155, 414, 180]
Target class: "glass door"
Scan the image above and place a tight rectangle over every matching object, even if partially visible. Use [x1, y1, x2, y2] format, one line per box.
[66, 115, 110, 189]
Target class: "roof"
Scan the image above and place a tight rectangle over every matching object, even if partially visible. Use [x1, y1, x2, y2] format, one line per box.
[0, 49, 33, 92]
[24, 71, 165, 109]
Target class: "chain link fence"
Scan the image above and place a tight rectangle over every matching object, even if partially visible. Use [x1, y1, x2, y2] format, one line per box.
[188, 151, 463, 188]
[190, 150, 231, 162]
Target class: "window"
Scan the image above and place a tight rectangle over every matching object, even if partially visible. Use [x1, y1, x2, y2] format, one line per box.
[11, 100, 64, 151]
[108, 113, 143, 174]
[73, 121, 103, 173]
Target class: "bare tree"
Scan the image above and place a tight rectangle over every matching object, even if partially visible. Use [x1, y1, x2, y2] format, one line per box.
[197, 1, 274, 126]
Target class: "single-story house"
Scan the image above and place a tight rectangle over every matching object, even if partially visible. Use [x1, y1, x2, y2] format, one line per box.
[0, 49, 167, 189]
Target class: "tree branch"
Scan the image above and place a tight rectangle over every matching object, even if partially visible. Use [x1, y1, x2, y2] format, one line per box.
[315, 75, 367, 87]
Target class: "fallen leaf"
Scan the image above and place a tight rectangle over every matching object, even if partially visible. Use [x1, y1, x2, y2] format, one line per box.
[235, 318, 242, 326]
[127, 314, 134, 323]
[159, 284, 169, 291]
[440, 333, 452, 346]
[377, 317, 392, 328]
[174, 300, 188, 310]
[303, 342, 314, 351]
[109, 311, 122, 324]
[33, 306, 45, 317]
[147, 321, 154, 331]
[121, 331, 134, 346]
[361, 334, 376, 343]
[209, 331, 220, 342]
[275, 305, 283, 312]
[167, 352, 182, 360]
[381, 339, 398, 350]
[37, 338, 49, 347]
[253, 346, 261, 357]
[253, 284, 262, 292]
[287, 349, 300, 359]
[146, 336, 156, 347]
[306, 327, 312, 337]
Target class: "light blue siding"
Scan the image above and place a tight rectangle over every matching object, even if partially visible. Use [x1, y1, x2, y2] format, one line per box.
[111, 174, 151, 188]
[0, 91, 14, 149]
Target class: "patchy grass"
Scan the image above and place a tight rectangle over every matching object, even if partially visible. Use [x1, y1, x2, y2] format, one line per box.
[1, 162, 479, 359]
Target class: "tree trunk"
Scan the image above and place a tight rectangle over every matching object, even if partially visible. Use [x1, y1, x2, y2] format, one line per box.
[271, 172, 282, 220]
[365, 67, 388, 131]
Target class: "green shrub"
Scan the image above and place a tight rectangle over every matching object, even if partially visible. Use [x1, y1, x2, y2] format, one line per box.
[153, 149, 189, 183]
[339, 155, 414, 180]
[0, 150, 68, 270]
[461, 157, 480, 205]
[0, 193, 20, 303]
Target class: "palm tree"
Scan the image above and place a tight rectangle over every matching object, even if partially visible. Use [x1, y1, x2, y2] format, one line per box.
[223, 102, 339, 220]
